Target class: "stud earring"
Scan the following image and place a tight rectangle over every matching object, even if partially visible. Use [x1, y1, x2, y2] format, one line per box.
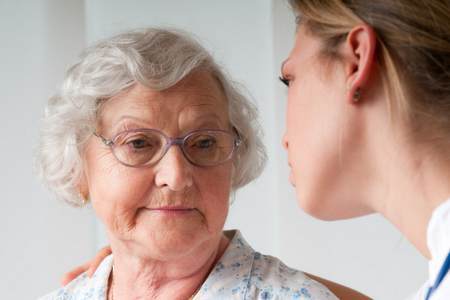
[353, 87, 362, 102]
[79, 192, 89, 205]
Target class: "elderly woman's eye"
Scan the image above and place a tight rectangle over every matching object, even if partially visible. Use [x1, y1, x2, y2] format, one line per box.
[191, 136, 217, 149]
[197, 138, 216, 148]
[128, 138, 150, 149]
[122, 135, 158, 151]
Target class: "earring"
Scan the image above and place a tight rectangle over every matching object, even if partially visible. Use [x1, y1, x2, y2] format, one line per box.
[79, 192, 89, 205]
[353, 87, 362, 102]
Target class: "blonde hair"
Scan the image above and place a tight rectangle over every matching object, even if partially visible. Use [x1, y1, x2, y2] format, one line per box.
[289, 0, 450, 143]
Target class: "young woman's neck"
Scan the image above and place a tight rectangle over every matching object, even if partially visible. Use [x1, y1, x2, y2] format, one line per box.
[108, 234, 229, 300]
[371, 140, 450, 259]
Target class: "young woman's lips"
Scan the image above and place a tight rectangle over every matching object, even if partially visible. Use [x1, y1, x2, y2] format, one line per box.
[289, 167, 296, 187]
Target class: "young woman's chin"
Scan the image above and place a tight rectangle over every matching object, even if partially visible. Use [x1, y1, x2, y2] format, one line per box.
[295, 185, 373, 221]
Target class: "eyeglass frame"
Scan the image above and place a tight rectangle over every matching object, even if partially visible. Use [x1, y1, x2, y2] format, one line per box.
[93, 127, 242, 168]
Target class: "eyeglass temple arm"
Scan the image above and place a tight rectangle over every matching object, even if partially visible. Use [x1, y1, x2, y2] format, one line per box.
[93, 132, 113, 146]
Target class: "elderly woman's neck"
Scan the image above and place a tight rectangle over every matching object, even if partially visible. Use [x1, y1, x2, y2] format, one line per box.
[108, 234, 229, 300]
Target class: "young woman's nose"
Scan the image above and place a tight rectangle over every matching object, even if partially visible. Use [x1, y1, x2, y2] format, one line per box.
[154, 146, 193, 191]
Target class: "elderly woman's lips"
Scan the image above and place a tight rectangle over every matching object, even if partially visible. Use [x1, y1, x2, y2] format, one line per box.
[150, 206, 194, 210]
[144, 206, 197, 215]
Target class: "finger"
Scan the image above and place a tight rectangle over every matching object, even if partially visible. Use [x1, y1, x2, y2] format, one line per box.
[87, 246, 112, 277]
[60, 263, 90, 286]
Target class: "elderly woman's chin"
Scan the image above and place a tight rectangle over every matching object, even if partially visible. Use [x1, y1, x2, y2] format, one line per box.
[104, 206, 226, 260]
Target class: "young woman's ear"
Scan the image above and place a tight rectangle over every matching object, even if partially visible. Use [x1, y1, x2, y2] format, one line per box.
[342, 24, 377, 103]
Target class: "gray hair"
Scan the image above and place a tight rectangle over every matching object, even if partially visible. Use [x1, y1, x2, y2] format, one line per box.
[36, 28, 267, 206]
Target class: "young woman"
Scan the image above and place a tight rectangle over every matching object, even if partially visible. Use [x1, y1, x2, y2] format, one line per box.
[281, 1, 449, 299]
[62, 1, 450, 299]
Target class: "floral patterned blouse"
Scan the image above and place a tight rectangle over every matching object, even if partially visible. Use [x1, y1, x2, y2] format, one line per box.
[39, 230, 338, 300]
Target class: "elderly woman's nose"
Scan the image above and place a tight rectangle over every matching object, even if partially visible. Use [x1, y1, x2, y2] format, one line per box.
[154, 146, 193, 191]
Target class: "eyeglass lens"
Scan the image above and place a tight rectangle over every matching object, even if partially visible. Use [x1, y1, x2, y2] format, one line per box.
[111, 130, 236, 167]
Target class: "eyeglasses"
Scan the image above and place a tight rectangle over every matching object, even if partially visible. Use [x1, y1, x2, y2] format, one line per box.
[94, 128, 241, 168]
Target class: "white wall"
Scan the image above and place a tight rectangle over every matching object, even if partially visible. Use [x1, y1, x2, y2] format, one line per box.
[1, 1, 427, 299]
[0, 1, 96, 299]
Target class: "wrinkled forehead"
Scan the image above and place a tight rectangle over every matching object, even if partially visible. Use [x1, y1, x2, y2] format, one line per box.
[97, 71, 230, 134]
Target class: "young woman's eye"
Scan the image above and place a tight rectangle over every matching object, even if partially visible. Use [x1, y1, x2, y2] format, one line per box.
[279, 76, 290, 87]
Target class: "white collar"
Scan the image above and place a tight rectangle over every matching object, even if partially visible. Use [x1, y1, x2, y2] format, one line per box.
[427, 198, 450, 282]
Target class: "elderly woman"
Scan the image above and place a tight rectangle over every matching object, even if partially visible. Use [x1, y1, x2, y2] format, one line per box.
[37, 28, 337, 299]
